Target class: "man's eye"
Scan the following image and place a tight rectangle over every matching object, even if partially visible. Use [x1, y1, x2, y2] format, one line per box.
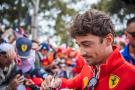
[83, 44, 90, 47]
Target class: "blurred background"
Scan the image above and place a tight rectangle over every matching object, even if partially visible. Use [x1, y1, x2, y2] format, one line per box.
[0, 0, 135, 47]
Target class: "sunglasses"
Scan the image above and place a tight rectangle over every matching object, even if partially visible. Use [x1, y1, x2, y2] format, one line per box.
[0, 51, 8, 58]
[127, 31, 135, 37]
[0, 51, 6, 55]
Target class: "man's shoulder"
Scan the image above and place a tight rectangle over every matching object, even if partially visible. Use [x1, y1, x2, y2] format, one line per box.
[122, 61, 135, 73]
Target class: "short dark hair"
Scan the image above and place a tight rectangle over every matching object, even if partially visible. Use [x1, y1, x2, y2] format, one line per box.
[69, 9, 115, 38]
[127, 17, 135, 26]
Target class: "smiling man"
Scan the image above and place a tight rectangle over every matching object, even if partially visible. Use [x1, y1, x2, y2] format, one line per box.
[41, 9, 135, 90]
[121, 17, 135, 65]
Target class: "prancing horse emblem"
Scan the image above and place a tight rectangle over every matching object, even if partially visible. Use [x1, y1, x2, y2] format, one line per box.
[109, 74, 120, 89]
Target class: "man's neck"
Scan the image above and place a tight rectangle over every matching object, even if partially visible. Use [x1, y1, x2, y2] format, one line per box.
[102, 46, 114, 64]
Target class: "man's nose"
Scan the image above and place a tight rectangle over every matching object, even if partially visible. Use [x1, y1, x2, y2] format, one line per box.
[80, 48, 87, 56]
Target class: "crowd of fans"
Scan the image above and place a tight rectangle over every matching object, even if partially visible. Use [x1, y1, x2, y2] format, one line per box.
[0, 27, 87, 90]
[0, 15, 133, 90]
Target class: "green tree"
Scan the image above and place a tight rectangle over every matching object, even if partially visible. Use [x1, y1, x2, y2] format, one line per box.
[0, 0, 79, 45]
[0, 0, 29, 28]
[91, 0, 135, 27]
[39, 0, 78, 45]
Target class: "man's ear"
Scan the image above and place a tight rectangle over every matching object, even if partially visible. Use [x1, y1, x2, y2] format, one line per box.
[124, 31, 129, 39]
[105, 33, 114, 46]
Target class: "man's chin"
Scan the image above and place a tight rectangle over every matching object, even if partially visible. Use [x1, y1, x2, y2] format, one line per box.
[85, 59, 94, 65]
[87, 62, 95, 66]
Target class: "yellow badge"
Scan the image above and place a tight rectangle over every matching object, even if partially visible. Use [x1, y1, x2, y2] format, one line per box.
[83, 77, 89, 89]
[109, 74, 120, 89]
[21, 44, 28, 52]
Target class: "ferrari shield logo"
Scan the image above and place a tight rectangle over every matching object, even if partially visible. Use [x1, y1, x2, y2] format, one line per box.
[83, 77, 89, 89]
[109, 74, 120, 89]
[21, 44, 28, 52]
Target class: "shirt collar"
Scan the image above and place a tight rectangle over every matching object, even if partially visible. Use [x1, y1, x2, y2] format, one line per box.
[99, 46, 124, 78]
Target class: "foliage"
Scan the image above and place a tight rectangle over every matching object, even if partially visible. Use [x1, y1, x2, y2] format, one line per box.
[0, 0, 29, 28]
[0, 0, 80, 45]
[91, 0, 135, 25]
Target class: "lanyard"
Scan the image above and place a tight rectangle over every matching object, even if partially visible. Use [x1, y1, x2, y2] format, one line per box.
[88, 66, 100, 90]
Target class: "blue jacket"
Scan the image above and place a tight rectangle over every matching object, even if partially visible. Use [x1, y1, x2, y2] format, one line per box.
[121, 44, 135, 65]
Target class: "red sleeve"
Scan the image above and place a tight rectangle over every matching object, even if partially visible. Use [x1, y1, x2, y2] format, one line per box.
[60, 73, 82, 89]
[72, 55, 86, 74]
[60, 64, 93, 90]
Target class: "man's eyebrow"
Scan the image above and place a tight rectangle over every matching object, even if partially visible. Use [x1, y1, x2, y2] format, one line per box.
[81, 41, 93, 44]
[75, 41, 94, 47]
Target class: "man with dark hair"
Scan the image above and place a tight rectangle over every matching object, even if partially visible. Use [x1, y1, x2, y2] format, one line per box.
[121, 17, 135, 65]
[41, 9, 135, 90]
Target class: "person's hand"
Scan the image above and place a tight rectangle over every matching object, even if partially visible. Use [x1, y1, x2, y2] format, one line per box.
[40, 75, 62, 90]
[25, 79, 35, 86]
[8, 74, 25, 90]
